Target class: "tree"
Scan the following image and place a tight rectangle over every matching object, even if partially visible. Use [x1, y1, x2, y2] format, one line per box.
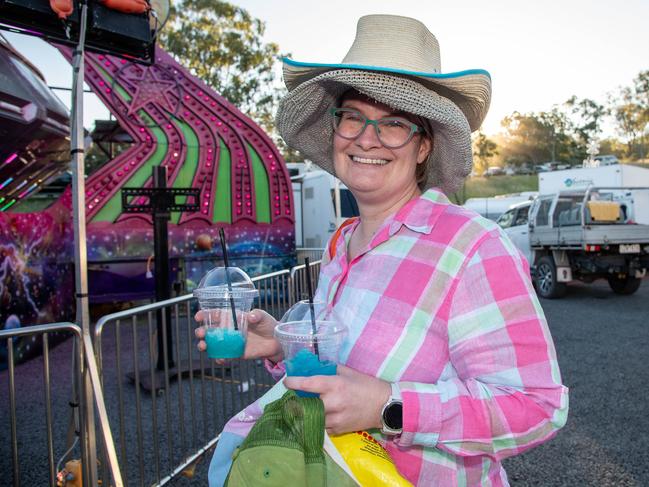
[538, 107, 577, 163]
[159, 0, 285, 135]
[609, 70, 649, 159]
[563, 96, 607, 148]
[498, 111, 576, 166]
[472, 131, 498, 175]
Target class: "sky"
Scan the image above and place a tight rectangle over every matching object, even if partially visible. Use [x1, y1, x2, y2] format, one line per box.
[4, 0, 649, 135]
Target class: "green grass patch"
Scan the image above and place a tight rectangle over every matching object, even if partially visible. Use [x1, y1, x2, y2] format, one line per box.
[450, 175, 538, 204]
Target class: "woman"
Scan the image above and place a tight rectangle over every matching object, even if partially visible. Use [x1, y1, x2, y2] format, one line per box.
[199, 14, 568, 486]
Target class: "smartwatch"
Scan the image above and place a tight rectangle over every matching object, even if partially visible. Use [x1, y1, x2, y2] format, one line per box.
[380, 382, 403, 435]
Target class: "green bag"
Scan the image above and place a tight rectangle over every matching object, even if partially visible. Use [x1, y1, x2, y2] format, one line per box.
[224, 390, 358, 487]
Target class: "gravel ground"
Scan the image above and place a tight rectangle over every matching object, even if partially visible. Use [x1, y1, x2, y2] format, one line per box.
[502, 279, 649, 486]
[1, 278, 648, 486]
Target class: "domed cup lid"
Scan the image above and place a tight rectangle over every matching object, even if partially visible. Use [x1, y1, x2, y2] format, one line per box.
[193, 266, 259, 301]
[280, 300, 331, 323]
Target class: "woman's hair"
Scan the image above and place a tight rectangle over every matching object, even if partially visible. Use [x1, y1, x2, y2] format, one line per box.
[414, 117, 434, 191]
[338, 89, 434, 191]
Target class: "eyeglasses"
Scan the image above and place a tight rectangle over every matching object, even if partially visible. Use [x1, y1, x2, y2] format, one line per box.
[330, 108, 423, 149]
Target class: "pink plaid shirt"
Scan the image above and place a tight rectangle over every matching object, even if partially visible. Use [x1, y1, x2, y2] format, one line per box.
[212, 189, 568, 486]
[312, 188, 568, 485]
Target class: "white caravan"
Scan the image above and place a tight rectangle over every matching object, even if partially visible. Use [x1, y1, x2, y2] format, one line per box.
[463, 192, 538, 221]
[288, 162, 358, 248]
[538, 164, 649, 194]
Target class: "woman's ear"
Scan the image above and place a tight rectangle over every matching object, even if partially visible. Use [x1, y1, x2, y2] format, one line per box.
[417, 135, 433, 164]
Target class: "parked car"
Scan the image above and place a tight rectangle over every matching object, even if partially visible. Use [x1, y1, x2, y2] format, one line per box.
[535, 162, 564, 173]
[484, 166, 505, 177]
[593, 154, 619, 166]
[515, 165, 535, 175]
[465, 192, 537, 221]
[497, 201, 533, 263]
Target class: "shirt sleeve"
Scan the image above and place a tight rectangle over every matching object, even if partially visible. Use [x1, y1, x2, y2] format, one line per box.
[394, 232, 569, 461]
[263, 358, 286, 381]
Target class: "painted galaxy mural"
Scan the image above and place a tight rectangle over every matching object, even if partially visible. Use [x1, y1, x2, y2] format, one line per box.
[0, 192, 75, 367]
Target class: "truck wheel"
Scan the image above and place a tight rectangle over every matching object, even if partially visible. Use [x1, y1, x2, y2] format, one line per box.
[607, 276, 642, 295]
[535, 256, 567, 299]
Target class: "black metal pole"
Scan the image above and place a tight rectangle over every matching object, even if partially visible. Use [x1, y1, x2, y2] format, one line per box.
[153, 166, 174, 370]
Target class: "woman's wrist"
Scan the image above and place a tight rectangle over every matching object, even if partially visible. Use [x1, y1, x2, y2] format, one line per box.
[374, 380, 393, 429]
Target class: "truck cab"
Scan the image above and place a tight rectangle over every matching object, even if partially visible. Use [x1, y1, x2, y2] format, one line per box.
[497, 200, 533, 263]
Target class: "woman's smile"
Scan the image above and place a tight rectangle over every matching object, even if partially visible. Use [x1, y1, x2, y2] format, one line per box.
[349, 154, 390, 166]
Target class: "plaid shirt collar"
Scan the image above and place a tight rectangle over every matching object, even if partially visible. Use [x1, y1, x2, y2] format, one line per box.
[335, 188, 452, 260]
[388, 188, 451, 237]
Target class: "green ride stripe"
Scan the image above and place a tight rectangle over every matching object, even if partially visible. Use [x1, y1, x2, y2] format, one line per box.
[213, 137, 231, 223]
[94, 64, 131, 101]
[92, 116, 168, 222]
[247, 142, 270, 223]
[170, 119, 199, 224]
[91, 65, 136, 222]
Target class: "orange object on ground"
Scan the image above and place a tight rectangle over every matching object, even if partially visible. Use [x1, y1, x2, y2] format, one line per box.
[100, 0, 149, 14]
[50, 0, 73, 19]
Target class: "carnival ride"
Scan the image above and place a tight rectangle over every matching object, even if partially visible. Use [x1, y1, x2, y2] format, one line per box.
[0, 14, 294, 369]
[59, 45, 295, 301]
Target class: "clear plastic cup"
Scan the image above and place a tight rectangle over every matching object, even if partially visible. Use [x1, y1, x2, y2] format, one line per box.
[280, 299, 328, 323]
[193, 267, 259, 359]
[274, 319, 348, 397]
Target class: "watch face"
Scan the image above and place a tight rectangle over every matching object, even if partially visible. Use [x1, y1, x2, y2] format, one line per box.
[384, 402, 403, 430]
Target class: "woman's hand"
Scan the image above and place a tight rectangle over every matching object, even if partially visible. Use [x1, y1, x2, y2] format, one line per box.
[283, 365, 391, 435]
[194, 309, 283, 362]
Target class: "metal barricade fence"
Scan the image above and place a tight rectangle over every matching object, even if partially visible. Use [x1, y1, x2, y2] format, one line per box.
[0, 261, 320, 486]
[295, 247, 325, 265]
[290, 260, 322, 304]
[93, 264, 312, 486]
[0, 323, 122, 487]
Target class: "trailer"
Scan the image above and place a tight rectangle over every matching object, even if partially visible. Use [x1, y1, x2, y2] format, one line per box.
[288, 163, 359, 248]
[463, 192, 538, 220]
[538, 164, 649, 194]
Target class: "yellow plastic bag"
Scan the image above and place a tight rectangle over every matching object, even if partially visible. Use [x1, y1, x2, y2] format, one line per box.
[330, 431, 413, 486]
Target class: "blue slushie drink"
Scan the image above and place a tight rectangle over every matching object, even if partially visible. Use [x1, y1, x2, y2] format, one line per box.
[193, 266, 258, 359]
[275, 319, 348, 397]
[204, 327, 246, 359]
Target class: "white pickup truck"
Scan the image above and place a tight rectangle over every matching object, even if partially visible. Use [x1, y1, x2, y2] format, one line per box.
[498, 187, 649, 298]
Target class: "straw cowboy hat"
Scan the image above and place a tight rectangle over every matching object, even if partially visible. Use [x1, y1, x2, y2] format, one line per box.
[276, 14, 492, 195]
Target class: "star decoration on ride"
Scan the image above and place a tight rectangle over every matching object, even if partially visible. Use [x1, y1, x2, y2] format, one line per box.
[112, 62, 182, 127]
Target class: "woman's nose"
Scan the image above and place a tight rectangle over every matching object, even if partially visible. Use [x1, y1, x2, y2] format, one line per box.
[354, 122, 382, 150]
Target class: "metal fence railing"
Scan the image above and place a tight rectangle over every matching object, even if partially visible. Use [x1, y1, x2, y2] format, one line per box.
[0, 260, 321, 486]
[290, 259, 322, 304]
[92, 262, 319, 486]
[0, 323, 122, 487]
[295, 247, 325, 265]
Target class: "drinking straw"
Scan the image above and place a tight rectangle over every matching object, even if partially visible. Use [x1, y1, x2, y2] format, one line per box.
[219, 227, 239, 331]
[304, 257, 320, 358]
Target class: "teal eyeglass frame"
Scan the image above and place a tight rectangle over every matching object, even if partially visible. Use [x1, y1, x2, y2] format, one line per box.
[330, 107, 423, 149]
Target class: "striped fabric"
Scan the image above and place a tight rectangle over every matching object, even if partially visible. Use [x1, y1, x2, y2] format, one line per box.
[209, 188, 568, 487]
